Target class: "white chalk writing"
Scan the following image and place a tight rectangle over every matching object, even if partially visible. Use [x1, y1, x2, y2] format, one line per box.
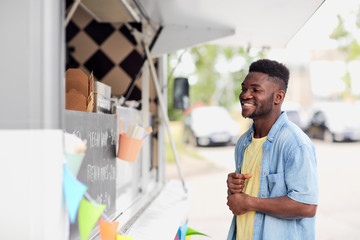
[87, 164, 116, 183]
[88, 130, 115, 148]
[96, 191, 111, 210]
[89, 131, 100, 148]
[72, 130, 81, 139]
[101, 131, 108, 147]
[110, 129, 116, 146]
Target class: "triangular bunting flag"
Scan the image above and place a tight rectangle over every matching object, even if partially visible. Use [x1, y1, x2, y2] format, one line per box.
[99, 219, 119, 240]
[63, 164, 87, 223]
[116, 235, 133, 240]
[180, 223, 188, 240]
[78, 199, 106, 240]
[65, 152, 85, 177]
[174, 225, 182, 240]
[186, 226, 209, 237]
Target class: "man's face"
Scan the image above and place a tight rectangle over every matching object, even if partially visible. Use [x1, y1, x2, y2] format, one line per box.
[239, 72, 279, 119]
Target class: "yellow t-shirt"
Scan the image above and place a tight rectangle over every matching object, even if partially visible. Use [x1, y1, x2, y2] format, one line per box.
[236, 136, 267, 240]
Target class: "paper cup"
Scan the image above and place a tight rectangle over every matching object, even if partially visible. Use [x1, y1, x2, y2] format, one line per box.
[117, 133, 143, 162]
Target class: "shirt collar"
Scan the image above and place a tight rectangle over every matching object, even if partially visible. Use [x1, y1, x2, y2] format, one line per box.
[246, 111, 288, 143]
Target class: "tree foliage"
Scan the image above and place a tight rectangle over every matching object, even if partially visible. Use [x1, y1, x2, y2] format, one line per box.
[329, 7, 360, 99]
[167, 44, 268, 120]
[329, 15, 349, 41]
[189, 45, 220, 106]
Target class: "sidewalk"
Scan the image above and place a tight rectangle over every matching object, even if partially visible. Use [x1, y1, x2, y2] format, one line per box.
[167, 141, 360, 240]
[166, 152, 233, 240]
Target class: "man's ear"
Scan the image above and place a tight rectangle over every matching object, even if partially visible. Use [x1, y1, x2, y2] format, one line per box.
[274, 90, 285, 105]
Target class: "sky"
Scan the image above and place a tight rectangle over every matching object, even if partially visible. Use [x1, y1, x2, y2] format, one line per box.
[272, 0, 360, 98]
[287, 0, 360, 50]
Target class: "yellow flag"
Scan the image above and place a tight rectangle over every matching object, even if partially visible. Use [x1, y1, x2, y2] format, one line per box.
[116, 235, 133, 240]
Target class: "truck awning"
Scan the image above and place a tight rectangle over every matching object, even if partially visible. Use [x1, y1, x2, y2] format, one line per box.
[138, 0, 325, 55]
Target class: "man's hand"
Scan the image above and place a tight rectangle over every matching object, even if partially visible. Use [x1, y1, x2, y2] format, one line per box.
[227, 172, 252, 195]
[227, 193, 251, 215]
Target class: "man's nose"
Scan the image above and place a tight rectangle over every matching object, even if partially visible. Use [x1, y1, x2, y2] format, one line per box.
[240, 90, 251, 100]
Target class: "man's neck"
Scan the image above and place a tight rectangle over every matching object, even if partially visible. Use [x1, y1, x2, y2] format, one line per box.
[252, 111, 281, 138]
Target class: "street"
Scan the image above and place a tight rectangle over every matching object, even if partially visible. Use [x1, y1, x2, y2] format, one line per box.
[166, 140, 360, 239]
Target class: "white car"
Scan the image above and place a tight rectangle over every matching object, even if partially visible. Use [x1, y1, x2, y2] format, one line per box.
[306, 102, 360, 142]
[183, 106, 240, 146]
[282, 101, 310, 131]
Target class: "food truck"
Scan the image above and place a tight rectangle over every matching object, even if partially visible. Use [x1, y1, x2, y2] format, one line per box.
[0, 0, 324, 239]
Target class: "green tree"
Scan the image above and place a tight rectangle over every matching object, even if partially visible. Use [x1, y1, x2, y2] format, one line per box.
[189, 45, 220, 105]
[167, 44, 268, 120]
[330, 7, 360, 99]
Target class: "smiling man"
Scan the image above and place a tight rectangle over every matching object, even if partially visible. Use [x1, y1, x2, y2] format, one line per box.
[226, 59, 319, 240]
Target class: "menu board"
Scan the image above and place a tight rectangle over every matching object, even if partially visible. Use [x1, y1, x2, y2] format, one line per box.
[65, 110, 118, 238]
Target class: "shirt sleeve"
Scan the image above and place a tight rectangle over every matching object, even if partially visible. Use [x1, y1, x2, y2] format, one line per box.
[285, 143, 319, 205]
[234, 140, 243, 173]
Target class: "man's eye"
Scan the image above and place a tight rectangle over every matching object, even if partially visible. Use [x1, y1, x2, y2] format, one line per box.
[253, 89, 259, 92]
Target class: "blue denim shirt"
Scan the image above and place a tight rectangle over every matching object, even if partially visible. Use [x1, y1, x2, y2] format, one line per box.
[227, 112, 319, 240]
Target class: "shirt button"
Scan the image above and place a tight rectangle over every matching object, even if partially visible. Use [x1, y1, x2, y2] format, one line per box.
[261, 194, 264, 197]
[263, 172, 266, 176]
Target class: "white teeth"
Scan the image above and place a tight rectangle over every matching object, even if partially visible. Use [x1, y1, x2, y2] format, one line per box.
[243, 103, 254, 106]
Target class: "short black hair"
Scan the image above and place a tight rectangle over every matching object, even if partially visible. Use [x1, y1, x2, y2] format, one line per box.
[249, 59, 289, 92]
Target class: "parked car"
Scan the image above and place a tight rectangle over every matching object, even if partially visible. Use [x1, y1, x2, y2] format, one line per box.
[183, 106, 240, 146]
[306, 102, 360, 142]
[282, 101, 310, 131]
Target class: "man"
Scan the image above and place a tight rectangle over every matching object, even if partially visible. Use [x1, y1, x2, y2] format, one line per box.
[226, 59, 319, 240]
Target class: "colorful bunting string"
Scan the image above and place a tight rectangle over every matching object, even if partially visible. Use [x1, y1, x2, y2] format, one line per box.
[63, 143, 133, 240]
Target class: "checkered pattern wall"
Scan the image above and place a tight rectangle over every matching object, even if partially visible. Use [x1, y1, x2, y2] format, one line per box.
[66, 2, 160, 168]
[66, 3, 149, 101]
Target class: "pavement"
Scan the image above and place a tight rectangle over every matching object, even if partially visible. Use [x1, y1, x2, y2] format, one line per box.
[166, 150, 234, 240]
[166, 140, 360, 240]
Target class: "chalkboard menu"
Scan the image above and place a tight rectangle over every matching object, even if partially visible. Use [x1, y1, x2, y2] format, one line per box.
[65, 110, 118, 238]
